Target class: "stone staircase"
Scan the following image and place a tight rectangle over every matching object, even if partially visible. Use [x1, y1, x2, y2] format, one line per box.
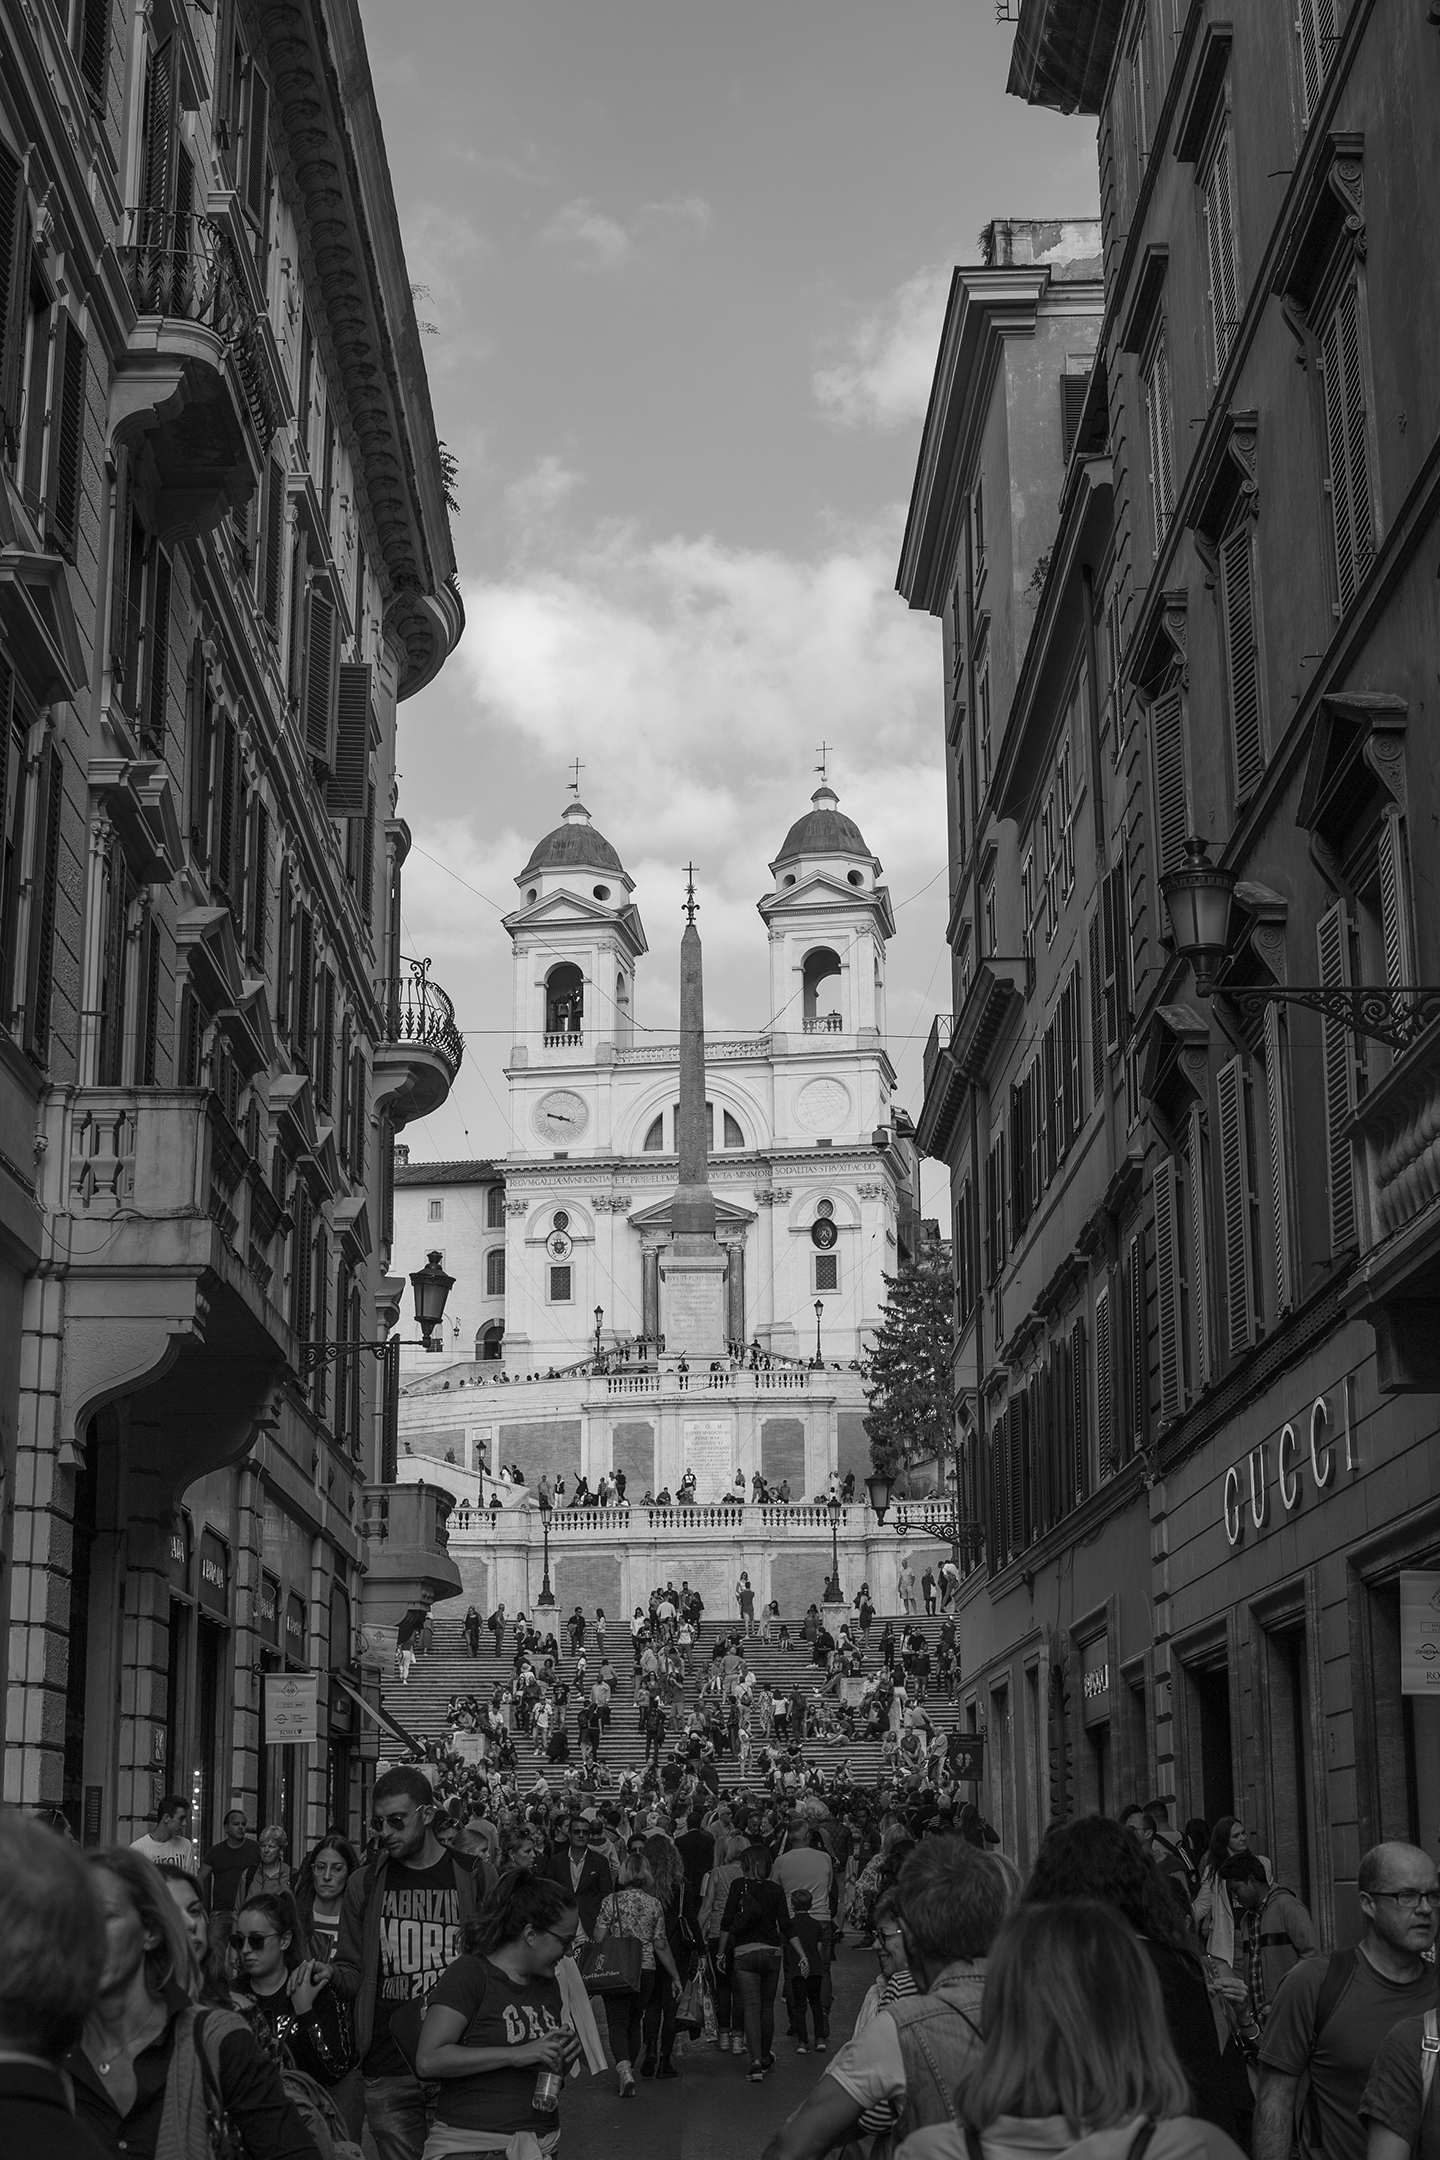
[386, 1611, 963, 1789]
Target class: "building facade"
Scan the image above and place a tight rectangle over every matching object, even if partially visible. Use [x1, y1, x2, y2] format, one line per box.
[0, 0, 463, 1850]
[904, 0, 1440, 1923]
[393, 1149, 506, 1375]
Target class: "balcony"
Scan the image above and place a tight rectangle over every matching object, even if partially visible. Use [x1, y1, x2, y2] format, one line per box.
[374, 957, 464, 1129]
[916, 961, 1029, 1163]
[803, 1014, 844, 1035]
[544, 1031, 585, 1051]
[40, 1087, 292, 1468]
[360, 1479, 463, 1627]
[1349, 1015, 1440, 1390]
[110, 209, 285, 543]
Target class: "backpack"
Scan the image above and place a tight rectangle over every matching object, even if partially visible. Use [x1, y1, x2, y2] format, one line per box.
[1422, 2009, 1440, 2112]
[194, 2006, 363, 2160]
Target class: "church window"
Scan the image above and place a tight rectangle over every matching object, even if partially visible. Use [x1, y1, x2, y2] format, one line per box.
[428, 1198, 443, 1222]
[723, 1110, 744, 1148]
[643, 1114, 665, 1152]
[814, 1253, 839, 1293]
[552, 1210, 570, 1232]
[545, 962, 583, 1037]
[548, 1264, 572, 1303]
[816, 1198, 835, 1219]
[486, 1186, 504, 1227]
[486, 1247, 506, 1295]
[802, 947, 843, 1030]
[847, 870, 863, 887]
[593, 884, 611, 900]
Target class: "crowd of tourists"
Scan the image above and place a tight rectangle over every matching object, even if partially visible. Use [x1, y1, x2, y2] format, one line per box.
[3, 1760, 1439, 2160]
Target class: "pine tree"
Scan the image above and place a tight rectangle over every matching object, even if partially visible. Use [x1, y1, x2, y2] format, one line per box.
[862, 1240, 955, 1480]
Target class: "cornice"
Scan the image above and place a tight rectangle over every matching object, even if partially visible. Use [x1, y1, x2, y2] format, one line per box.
[253, 0, 461, 698]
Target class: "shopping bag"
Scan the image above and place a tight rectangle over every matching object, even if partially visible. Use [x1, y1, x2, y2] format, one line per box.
[675, 1968, 707, 2035]
[575, 1934, 643, 1996]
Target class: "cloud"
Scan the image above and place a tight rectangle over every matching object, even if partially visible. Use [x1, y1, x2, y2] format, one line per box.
[540, 193, 714, 269]
[814, 263, 951, 431]
[504, 454, 584, 534]
[400, 203, 490, 315]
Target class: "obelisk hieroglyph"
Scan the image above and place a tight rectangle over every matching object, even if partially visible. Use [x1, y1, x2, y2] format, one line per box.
[659, 870, 728, 1357]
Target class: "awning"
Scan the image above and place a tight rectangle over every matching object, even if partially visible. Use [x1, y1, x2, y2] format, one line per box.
[330, 1671, 421, 1753]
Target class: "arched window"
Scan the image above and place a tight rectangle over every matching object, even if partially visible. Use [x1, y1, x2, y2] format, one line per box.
[486, 1247, 506, 1295]
[477, 1321, 504, 1361]
[723, 1110, 744, 1148]
[545, 963, 584, 1037]
[670, 1102, 716, 1146]
[643, 1114, 665, 1152]
[802, 947, 843, 1030]
[486, 1185, 505, 1228]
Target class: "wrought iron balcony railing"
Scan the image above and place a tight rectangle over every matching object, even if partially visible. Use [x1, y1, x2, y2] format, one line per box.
[117, 209, 283, 446]
[382, 957, 464, 1081]
[922, 1012, 955, 1098]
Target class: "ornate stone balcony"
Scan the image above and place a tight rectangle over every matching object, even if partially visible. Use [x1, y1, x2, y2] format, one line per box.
[360, 1478, 462, 1628]
[110, 206, 286, 542]
[374, 957, 464, 1128]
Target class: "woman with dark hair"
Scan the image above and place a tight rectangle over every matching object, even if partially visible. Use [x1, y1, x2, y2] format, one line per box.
[641, 1831, 688, 2080]
[293, 1834, 360, 1962]
[232, 1888, 354, 2107]
[896, 1901, 1245, 2160]
[1193, 1816, 1268, 1965]
[719, 1844, 806, 2083]
[67, 1850, 313, 2159]
[1024, 1816, 1248, 2141]
[416, 1870, 581, 2146]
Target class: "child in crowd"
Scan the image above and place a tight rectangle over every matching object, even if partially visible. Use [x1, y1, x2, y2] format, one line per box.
[784, 1886, 830, 2054]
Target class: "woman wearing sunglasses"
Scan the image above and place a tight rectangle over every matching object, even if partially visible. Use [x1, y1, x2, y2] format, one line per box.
[233, 1889, 358, 2133]
[416, 1872, 583, 2157]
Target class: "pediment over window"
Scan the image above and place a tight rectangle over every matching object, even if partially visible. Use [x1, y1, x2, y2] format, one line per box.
[1140, 1003, 1210, 1121]
[628, 1192, 757, 1233]
[89, 758, 184, 883]
[175, 905, 245, 1015]
[0, 546, 90, 704]
[1273, 133, 1365, 331]
[1129, 589, 1188, 699]
[1189, 411, 1258, 549]
[1296, 692, 1407, 882]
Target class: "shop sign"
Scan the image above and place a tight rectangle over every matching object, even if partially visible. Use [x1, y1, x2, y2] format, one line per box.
[1081, 1635, 1110, 1728]
[198, 1532, 229, 1617]
[265, 1671, 318, 1744]
[285, 1593, 307, 1662]
[1221, 1379, 1357, 1546]
[329, 1682, 354, 1735]
[168, 1517, 191, 1593]
[257, 1574, 279, 1647]
[1400, 1573, 1440, 1694]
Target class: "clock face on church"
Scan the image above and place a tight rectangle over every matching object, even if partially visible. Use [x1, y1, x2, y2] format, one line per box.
[532, 1089, 590, 1144]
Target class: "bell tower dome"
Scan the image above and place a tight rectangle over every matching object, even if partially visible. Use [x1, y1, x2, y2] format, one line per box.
[503, 800, 648, 1071]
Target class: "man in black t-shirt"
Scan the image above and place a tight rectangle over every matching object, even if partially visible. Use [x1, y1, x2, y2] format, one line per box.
[334, 1765, 482, 2160]
[201, 1810, 261, 1925]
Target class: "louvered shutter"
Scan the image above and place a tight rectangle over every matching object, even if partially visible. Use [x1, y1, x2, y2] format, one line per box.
[1061, 371, 1090, 461]
[262, 456, 284, 634]
[1187, 1105, 1212, 1389]
[215, 713, 237, 893]
[1151, 689, 1188, 876]
[303, 584, 337, 768]
[275, 871, 291, 1030]
[294, 907, 313, 1065]
[1128, 1232, 1146, 1451]
[1102, 868, 1119, 1049]
[140, 41, 176, 228]
[1377, 806, 1413, 993]
[317, 965, 335, 1113]
[45, 315, 86, 556]
[1320, 282, 1373, 616]
[144, 549, 171, 752]
[1065, 966, 1083, 1137]
[1317, 900, 1359, 1253]
[291, 1183, 313, 1338]
[360, 781, 376, 923]
[1088, 908, 1105, 1096]
[1153, 1157, 1184, 1420]
[1263, 1003, 1296, 1313]
[1217, 1056, 1256, 1358]
[327, 662, 370, 816]
[23, 742, 64, 1064]
[1043, 1021, 1058, 1182]
[1029, 1054, 1042, 1212]
[244, 70, 269, 221]
[1070, 1313, 1089, 1505]
[1297, 0, 1337, 124]
[1095, 1284, 1115, 1479]
[0, 144, 29, 443]
[338, 1012, 352, 1167]
[1204, 154, 1226, 378]
[1219, 523, 1263, 797]
[76, 0, 110, 109]
[248, 800, 269, 967]
[140, 914, 160, 1083]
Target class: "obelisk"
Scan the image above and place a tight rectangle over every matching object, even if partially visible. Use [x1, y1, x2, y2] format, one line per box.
[659, 869, 728, 1357]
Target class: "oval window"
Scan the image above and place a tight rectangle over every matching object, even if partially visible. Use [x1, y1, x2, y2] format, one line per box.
[553, 1209, 570, 1232]
[594, 884, 611, 900]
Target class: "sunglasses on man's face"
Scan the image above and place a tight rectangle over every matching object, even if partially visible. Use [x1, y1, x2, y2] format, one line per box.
[238, 1932, 279, 1952]
[372, 1811, 419, 1831]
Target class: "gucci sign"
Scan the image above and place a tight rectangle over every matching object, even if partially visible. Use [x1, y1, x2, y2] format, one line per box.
[1221, 1380, 1357, 1546]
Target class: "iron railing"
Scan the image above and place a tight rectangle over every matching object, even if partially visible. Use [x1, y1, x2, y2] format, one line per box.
[117, 209, 282, 446]
[382, 957, 464, 1081]
[922, 1012, 955, 1098]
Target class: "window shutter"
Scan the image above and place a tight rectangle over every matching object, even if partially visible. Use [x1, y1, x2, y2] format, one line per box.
[312, 1224, 329, 1413]
[140, 40, 176, 222]
[303, 584, 337, 768]
[1008, 1399, 1024, 1559]
[143, 548, 171, 752]
[1151, 689, 1188, 876]
[248, 800, 268, 967]
[215, 713, 238, 893]
[1028, 1053, 1042, 1214]
[1095, 1284, 1115, 1480]
[139, 912, 160, 1083]
[275, 871, 291, 1031]
[1088, 907, 1105, 1096]
[47, 316, 86, 557]
[1320, 282, 1372, 616]
[360, 780, 376, 923]
[178, 983, 201, 1086]
[338, 1011, 351, 1167]
[327, 662, 370, 816]
[1153, 1157, 1184, 1421]
[1263, 1002, 1296, 1313]
[1219, 522, 1262, 798]
[293, 906, 313, 1064]
[262, 456, 284, 634]
[287, 530, 308, 701]
[1065, 966, 1083, 1138]
[351, 1049, 365, 1183]
[317, 964, 335, 1113]
[1186, 1104, 1212, 1390]
[0, 144, 30, 446]
[22, 741, 64, 1065]
[1377, 807, 1414, 992]
[1070, 1313, 1089, 1506]
[1042, 1020, 1058, 1183]
[76, 0, 110, 110]
[244, 70, 269, 221]
[1216, 1056, 1256, 1359]
[1297, 0, 1337, 125]
[291, 1183, 313, 1339]
[1061, 371, 1090, 461]
[1317, 900, 1359, 1253]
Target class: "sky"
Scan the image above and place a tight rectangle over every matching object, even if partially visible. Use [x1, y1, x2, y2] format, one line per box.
[358, 1, 1099, 1207]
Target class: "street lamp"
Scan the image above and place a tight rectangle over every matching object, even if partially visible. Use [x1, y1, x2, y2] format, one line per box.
[1161, 836, 1440, 1049]
[409, 1251, 456, 1352]
[536, 1490, 555, 1609]
[594, 1305, 604, 1362]
[865, 1469, 894, 1520]
[823, 1493, 843, 1605]
[813, 1298, 824, 1368]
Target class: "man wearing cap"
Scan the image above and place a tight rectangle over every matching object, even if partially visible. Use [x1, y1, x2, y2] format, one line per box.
[543, 1809, 614, 1939]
